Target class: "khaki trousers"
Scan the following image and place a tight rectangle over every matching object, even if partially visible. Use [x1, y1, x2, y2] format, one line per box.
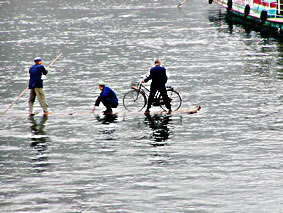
[28, 88, 48, 113]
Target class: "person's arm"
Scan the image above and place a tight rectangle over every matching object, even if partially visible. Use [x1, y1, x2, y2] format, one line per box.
[95, 97, 100, 106]
[163, 68, 168, 84]
[142, 69, 152, 83]
[93, 87, 108, 112]
[92, 97, 100, 113]
[41, 65, 48, 75]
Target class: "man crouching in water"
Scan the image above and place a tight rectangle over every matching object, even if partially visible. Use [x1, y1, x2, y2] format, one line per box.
[91, 82, 118, 114]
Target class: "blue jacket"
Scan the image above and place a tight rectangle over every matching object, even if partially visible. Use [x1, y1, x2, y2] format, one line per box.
[95, 86, 118, 106]
[28, 64, 48, 88]
[144, 65, 168, 88]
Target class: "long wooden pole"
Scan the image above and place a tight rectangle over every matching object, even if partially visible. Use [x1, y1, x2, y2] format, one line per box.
[1, 52, 63, 115]
[177, 0, 189, 7]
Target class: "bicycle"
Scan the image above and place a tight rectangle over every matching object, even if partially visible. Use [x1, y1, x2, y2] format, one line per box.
[123, 81, 182, 112]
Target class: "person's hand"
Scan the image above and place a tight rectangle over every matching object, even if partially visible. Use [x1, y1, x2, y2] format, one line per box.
[141, 80, 145, 83]
[91, 106, 96, 113]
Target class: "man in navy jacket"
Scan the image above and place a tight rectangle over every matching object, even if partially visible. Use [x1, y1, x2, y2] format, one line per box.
[28, 57, 48, 116]
[92, 82, 118, 114]
[142, 59, 171, 114]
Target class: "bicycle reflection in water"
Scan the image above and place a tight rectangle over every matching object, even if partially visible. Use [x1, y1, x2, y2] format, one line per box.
[144, 113, 172, 146]
[29, 115, 50, 173]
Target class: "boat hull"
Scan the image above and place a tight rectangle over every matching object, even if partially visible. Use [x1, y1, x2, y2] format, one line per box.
[211, 0, 283, 32]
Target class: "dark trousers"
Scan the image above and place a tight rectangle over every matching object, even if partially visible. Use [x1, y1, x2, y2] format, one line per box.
[100, 98, 118, 110]
[147, 87, 171, 110]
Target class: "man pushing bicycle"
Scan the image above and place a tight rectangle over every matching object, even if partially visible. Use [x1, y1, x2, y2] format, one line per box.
[141, 59, 172, 114]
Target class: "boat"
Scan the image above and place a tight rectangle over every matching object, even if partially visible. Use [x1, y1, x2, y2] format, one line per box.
[209, 0, 283, 32]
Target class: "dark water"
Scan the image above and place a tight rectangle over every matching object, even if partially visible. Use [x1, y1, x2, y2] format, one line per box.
[0, 0, 283, 212]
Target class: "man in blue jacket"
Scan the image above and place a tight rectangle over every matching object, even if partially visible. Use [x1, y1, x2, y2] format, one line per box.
[28, 57, 48, 116]
[142, 59, 171, 114]
[92, 82, 118, 114]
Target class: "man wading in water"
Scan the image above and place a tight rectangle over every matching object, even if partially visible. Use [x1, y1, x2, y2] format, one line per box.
[142, 59, 172, 114]
[92, 82, 118, 114]
[28, 57, 48, 116]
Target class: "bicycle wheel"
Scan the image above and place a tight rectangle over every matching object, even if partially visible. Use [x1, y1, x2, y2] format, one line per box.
[160, 90, 182, 111]
[123, 90, 147, 112]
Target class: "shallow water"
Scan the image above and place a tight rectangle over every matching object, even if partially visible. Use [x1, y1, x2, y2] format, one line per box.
[0, 0, 283, 212]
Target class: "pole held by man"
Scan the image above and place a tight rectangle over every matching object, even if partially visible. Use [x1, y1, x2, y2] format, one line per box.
[1, 52, 63, 116]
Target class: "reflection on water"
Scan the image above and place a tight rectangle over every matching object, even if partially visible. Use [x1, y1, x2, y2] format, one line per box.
[0, 0, 282, 212]
[209, 7, 283, 38]
[208, 8, 283, 82]
[29, 116, 49, 173]
[277, 43, 283, 80]
[96, 113, 118, 125]
[144, 114, 172, 145]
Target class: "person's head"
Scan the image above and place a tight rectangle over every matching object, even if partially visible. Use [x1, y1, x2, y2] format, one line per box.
[98, 82, 105, 91]
[154, 58, 161, 65]
[34, 57, 43, 65]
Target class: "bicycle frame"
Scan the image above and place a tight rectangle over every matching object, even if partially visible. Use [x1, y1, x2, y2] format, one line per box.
[131, 82, 174, 103]
[124, 81, 182, 111]
[132, 82, 149, 97]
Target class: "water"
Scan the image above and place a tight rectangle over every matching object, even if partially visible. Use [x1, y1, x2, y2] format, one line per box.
[0, 0, 283, 212]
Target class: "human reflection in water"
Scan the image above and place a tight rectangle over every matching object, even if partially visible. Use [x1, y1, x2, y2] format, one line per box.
[96, 113, 118, 125]
[29, 115, 49, 173]
[144, 113, 172, 146]
[95, 114, 118, 140]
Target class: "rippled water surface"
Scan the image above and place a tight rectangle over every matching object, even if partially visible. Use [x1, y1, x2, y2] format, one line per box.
[1, 0, 283, 212]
